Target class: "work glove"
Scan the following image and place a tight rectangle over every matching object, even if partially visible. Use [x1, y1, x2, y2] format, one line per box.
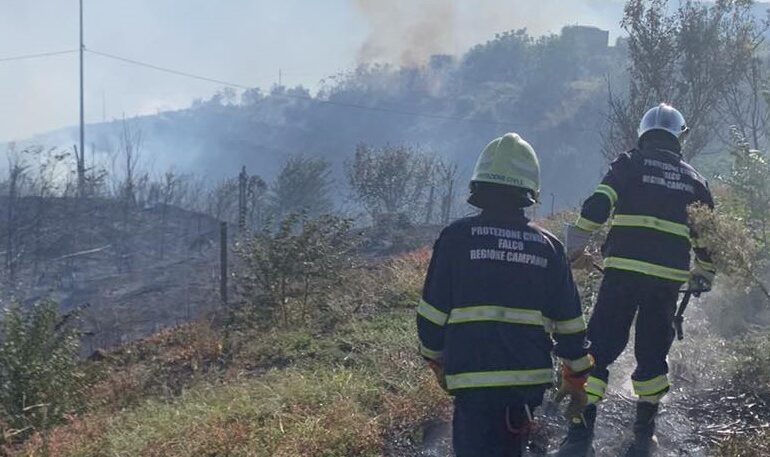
[554, 356, 594, 420]
[427, 359, 448, 392]
[688, 264, 715, 292]
[563, 224, 592, 263]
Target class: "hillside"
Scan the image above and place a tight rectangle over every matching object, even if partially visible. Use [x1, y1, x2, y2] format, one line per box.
[0, 196, 222, 349]
[24, 25, 626, 210]
[5, 238, 770, 457]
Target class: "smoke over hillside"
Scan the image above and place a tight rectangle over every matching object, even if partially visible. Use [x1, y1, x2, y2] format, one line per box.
[354, 0, 456, 66]
[352, 0, 625, 66]
[14, 21, 626, 209]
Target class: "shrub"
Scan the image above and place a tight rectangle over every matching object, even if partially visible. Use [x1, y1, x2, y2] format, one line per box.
[233, 213, 359, 328]
[0, 301, 85, 443]
[717, 130, 770, 248]
[688, 202, 770, 303]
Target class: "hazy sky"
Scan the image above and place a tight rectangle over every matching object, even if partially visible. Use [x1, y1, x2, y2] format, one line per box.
[0, 0, 624, 142]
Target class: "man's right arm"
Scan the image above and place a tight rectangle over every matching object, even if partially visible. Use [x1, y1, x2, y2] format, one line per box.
[575, 153, 629, 232]
[565, 153, 629, 259]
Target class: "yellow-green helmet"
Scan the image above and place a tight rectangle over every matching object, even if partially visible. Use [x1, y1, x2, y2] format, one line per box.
[470, 132, 540, 201]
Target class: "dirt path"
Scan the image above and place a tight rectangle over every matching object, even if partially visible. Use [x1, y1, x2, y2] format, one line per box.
[418, 296, 770, 456]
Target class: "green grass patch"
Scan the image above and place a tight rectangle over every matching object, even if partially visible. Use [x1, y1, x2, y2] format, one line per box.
[17, 312, 451, 457]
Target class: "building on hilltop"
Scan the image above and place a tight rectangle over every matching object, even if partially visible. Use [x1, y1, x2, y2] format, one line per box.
[561, 25, 610, 51]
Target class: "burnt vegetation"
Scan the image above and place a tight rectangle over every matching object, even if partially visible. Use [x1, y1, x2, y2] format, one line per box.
[3, 0, 770, 455]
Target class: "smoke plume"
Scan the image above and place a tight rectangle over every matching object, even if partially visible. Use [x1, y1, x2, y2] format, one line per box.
[353, 0, 624, 67]
[353, 0, 456, 67]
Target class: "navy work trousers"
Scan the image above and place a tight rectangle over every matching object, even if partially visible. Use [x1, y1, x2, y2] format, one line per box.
[452, 387, 544, 457]
[587, 269, 680, 396]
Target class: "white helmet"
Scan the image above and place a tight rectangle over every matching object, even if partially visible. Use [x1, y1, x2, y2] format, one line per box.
[638, 103, 688, 140]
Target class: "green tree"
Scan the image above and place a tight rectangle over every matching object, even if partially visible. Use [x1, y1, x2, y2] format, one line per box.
[688, 129, 770, 303]
[234, 213, 357, 328]
[605, 0, 762, 160]
[270, 155, 333, 219]
[718, 129, 770, 246]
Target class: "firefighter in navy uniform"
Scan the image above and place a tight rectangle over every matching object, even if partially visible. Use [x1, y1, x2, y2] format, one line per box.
[417, 133, 594, 457]
[558, 104, 717, 457]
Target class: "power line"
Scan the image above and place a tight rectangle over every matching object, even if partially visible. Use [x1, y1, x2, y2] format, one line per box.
[87, 48, 252, 90]
[86, 48, 516, 128]
[0, 46, 518, 128]
[0, 49, 78, 63]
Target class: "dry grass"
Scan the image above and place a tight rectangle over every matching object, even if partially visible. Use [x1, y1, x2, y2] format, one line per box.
[17, 363, 447, 457]
[383, 247, 430, 306]
[714, 432, 770, 457]
[13, 249, 448, 457]
[86, 321, 224, 412]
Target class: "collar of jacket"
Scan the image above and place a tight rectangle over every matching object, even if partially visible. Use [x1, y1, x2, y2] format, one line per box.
[638, 135, 682, 157]
[480, 208, 527, 221]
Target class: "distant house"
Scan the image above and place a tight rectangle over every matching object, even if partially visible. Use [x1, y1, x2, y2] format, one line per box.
[561, 25, 610, 51]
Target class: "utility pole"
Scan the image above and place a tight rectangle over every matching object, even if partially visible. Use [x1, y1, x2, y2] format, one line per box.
[78, 0, 86, 197]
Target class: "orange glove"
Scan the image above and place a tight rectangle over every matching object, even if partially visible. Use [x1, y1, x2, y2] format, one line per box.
[427, 360, 448, 392]
[554, 357, 594, 420]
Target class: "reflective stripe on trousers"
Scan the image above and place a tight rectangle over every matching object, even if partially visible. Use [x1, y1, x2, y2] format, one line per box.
[604, 257, 690, 282]
[446, 368, 553, 390]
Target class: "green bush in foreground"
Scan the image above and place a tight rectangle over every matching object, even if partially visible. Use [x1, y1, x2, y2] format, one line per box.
[0, 301, 85, 443]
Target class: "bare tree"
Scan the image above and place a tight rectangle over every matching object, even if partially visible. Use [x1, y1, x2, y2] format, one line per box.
[26, 147, 71, 277]
[422, 156, 460, 225]
[180, 175, 208, 214]
[347, 144, 434, 221]
[604, 0, 765, 161]
[117, 117, 144, 206]
[73, 143, 86, 198]
[157, 172, 179, 259]
[718, 56, 770, 149]
[245, 174, 268, 229]
[4, 144, 27, 288]
[207, 178, 239, 222]
[436, 158, 460, 224]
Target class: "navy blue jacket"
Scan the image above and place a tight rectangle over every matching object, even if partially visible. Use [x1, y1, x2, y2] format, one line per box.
[576, 138, 715, 283]
[417, 209, 591, 393]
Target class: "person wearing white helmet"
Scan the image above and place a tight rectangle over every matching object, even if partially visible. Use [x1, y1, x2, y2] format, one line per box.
[417, 133, 592, 456]
[558, 104, 716, 457]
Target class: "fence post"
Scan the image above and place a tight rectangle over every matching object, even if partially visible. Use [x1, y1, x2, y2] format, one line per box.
[238, 166, 247, 233]
[220, 221, 228, 307]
